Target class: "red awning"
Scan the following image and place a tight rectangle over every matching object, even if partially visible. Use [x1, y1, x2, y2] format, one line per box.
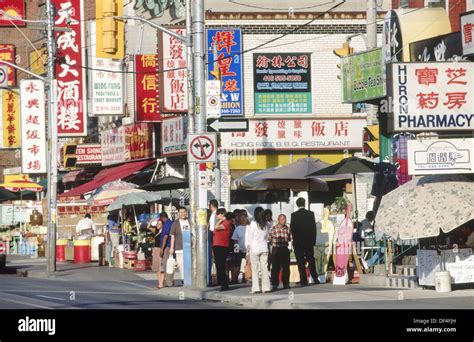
[59, 160, 155, 198]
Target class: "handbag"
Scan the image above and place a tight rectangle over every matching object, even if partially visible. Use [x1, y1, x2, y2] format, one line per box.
[244, 255, 252, 281]
[166, 256, 176, 275]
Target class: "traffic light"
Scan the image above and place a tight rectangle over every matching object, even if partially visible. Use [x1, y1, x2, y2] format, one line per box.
[334, 42, 353, 80]
[63, 143, 77, 169]
[96, 0, 124, 59]
[363, 124, 379, 157]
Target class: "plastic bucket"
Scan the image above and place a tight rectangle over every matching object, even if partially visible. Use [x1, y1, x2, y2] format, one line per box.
[56, 239, 68, 262]
[74, 239, 91, 264]
[435, 271, 452, 293]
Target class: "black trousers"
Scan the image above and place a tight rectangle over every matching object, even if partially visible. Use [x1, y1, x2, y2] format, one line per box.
[294, 244, 318, 285]
[271, 247, 290, 288]
[213, 246, 229, 290]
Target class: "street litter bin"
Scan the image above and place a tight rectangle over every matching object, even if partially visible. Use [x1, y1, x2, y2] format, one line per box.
[74, 239, 91, 264]
[56, 239, 68, 262]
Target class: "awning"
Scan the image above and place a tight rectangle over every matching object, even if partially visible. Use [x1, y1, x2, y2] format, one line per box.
[59, 160, 155, 198]
[62, 169, 97, 184]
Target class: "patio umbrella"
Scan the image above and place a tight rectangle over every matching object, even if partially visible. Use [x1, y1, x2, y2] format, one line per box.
[308, 157, 377, 222]
[106, 191, 163, 212]
[254, 158, 329, 192]
[87, 180, 142, 206]
[233, 167, 279, 190]
[375, 174, 474, 240]
[140, 176, 189, 191]
[0, 188, 18, 202]
[0, 178, 44, 229]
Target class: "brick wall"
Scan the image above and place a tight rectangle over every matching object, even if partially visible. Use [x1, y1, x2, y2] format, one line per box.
[449, 0, 466, 32]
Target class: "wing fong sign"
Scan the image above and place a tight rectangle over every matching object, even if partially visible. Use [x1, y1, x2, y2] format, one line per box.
[187, 133, 217, 163]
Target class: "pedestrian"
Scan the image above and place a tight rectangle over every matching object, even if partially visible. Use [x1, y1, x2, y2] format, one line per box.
[159, 212, 173, 288]
[268, 214, 291, 291]
[231, 213, 249, 283]
[75, 213, 96, 236]
[263, 209, 274, 271]
[290, 197, 320, 286]
[170, 207, 190, 286]
[245, 207, 271, 294]
[225, 211, 236, 283]
[151, 219, 163, 289]
[213, 208, 232, 291]
[208, 199, 219, 285]
[106, 213, 120, 266]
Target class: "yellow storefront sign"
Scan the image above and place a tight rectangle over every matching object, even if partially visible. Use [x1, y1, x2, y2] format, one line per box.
[2, 89, 20, 148]
[29, 48, 48, 76]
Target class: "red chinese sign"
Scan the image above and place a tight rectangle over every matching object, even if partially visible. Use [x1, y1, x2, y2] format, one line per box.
[0, 44, 16, 86]
[1, 89, 20, 148]
[20, 80, 46, 174]
[135, 54, 161, 122]
[0, 1, 26, 27]
[160, 28, 187, 113]
[125, 123, 154, 161]
[52, 0, 87, 136]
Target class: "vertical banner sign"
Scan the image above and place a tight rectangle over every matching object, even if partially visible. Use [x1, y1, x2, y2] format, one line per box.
[460, 11, 474, 56]
[161, 116, 187, 156]
[160, 27, 187, 112]
[135, 54, 161, 122]
[0, 0, 26, 26]
[20, 80, 46, 174]
[207, 28, 243, 116]
[101, 126, 126, 166]
[253, 53, 312, 114]
[0, 44, 16, 86]
[91, 58, 123, 115]
[53, 0, 87, 136]
[2, 89, 20, 148]
[124, 123, 153, 161]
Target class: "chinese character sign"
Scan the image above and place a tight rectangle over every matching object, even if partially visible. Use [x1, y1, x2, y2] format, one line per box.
[391, 62, 474, 131]
[220, 118, 365, 151]
[91, 58, 123, 115]
[125, 123, 153, 161]
[52, 0, 87, 136]
[20, 80, 46, 174]
[1, 89, 20, 148]
[207, 29, 243, 116]
[101, 126, 126, 166]
[461, 12, 474, 56]
[161, 116, 187, 156]
[160, 28, 187, 113]
[0, 44, 16, 86]
[253, 53, 312, 114]
[135, 54, 161, 122]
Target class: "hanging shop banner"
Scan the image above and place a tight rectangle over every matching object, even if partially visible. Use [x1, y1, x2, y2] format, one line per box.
[253, 52, 311, 114]
[341, 48, 385, 103]
[207, 28, 243, 116]
[390, 62, 474, 131]
[101, 126, 125, 166]
[91, 58, 123, 115]
[29, 47, 48, 76]
[135, 54, 161, 122]
[52, 0, 87, 136]
[101, 123, 154, 166]
[160, 27, 187, 113]
[220, 118, 365, 151]
[1, 89, 20, 148]
[408, 138, 474, 175]
[76, 144, 102, 165]
[20, 80, 46, 174]
[410, 32, 463, 62]
[0, 44, 16, 86]
[0, 1, 26, 26]
[161, 116, 187, 157]
[461, 11, 474, 56]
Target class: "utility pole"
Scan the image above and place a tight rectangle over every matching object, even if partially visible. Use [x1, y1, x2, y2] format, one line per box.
[185, 0, 198, 286]
[366, 0, 378, 126]
[45, 0, 58, 275]
[193, 0, 208, 289]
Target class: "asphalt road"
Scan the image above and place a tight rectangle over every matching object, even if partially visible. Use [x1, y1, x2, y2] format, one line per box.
[0, 274, 241, 310]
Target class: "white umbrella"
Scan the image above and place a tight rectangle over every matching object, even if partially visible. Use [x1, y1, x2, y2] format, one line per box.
[375, 174, 474, 240]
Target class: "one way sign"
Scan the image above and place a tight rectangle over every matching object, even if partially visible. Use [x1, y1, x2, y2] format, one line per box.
[207, 118, 249, 133]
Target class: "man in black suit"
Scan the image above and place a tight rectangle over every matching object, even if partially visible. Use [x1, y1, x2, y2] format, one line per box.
[290, 197, 320, 286]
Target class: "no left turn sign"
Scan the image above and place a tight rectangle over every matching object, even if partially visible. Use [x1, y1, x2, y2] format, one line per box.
[187, 133, 217, 163]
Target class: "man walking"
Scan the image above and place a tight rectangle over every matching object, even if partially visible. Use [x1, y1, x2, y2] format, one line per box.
[290, 198, 320, 286]
[170, 207, 190, 286]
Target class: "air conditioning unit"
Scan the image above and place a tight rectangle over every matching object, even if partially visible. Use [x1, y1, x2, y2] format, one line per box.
[122, 117, 134, 125]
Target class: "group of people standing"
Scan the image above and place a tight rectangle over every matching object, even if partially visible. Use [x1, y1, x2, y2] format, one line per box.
[209, 197, 320, 293]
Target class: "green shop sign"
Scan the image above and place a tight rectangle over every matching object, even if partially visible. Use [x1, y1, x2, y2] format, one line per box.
[341, 48, 386, 103]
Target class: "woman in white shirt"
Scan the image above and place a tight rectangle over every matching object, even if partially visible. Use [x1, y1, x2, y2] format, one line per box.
[245, 207, 271, 294]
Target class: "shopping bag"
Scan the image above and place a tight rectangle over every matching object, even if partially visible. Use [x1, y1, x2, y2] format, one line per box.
[244, 256, 252, 281]
[166, 256, 176, 275]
